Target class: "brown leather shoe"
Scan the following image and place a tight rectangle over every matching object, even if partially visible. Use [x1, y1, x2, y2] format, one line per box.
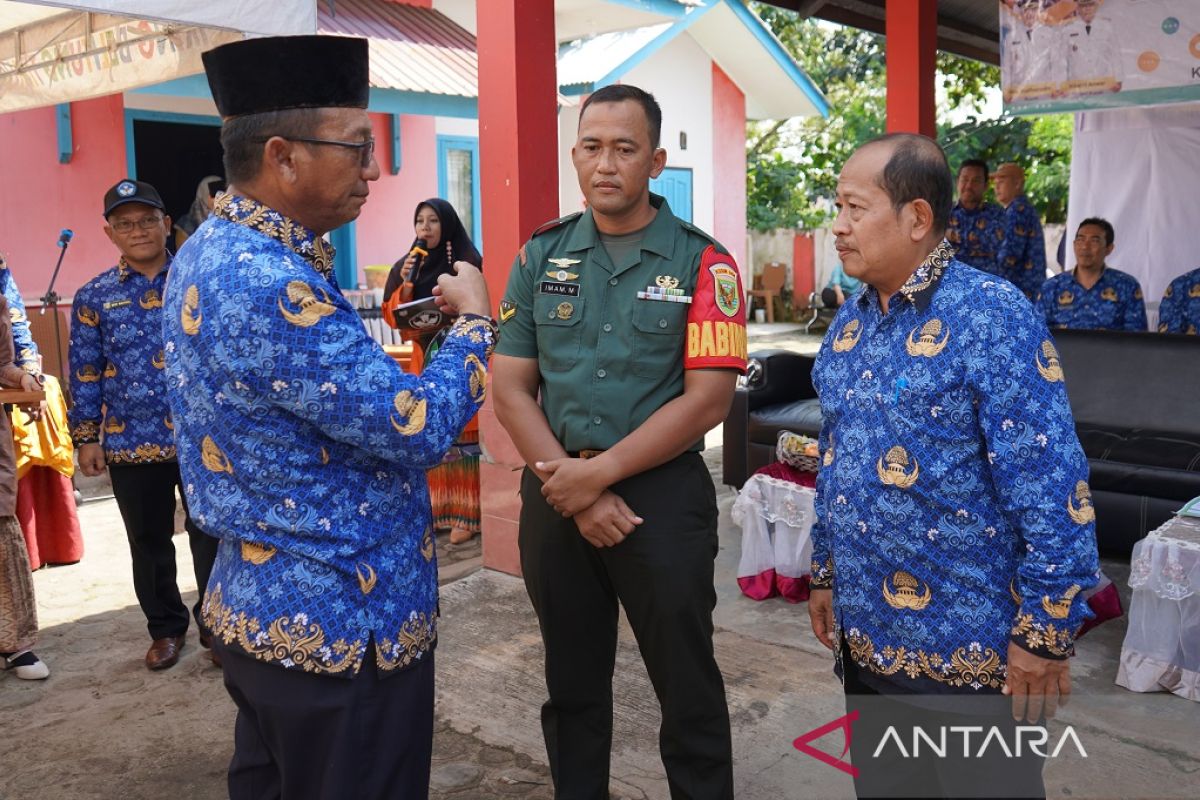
[145, 636, 185, 670]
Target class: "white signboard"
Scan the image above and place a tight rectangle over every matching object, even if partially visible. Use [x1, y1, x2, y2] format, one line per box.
[1000, 0, 1200, 114]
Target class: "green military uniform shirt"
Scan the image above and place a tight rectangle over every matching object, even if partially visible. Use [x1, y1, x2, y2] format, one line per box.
[495, 194, 748, 452]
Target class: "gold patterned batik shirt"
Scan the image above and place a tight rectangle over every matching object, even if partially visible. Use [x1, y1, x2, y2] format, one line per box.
[67, 257, 177, 464]
[810, 242, 1100, 693]
[163, 201, 497, 677]
[1158, 266, 1200, 335]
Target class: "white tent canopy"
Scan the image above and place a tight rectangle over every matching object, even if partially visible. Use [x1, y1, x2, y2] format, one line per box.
[0, 0, 318, 112]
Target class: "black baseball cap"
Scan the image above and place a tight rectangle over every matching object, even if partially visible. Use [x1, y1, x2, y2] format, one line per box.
[103, 179, 165, 218]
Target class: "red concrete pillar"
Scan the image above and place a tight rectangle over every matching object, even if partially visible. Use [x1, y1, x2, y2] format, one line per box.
[792, 233, 815, 307]
[476, 0, 559, 576]
[885, 0, 937, 137]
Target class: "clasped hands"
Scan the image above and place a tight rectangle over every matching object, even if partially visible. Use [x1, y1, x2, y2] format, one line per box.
[537, 457, 643, 548]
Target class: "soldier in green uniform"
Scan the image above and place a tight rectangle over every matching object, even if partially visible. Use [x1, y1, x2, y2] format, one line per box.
[493, 85, 746, 800]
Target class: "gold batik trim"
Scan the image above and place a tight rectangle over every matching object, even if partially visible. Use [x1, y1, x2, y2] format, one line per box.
[451, 315, 499, 359]
[1010, 613, 1074, 658]
[107, 444, 178, 464]
[897, 240, 954, 304]
[202, 585, 437, 675]
[71, 421, 100, 445]
[810, 557, 834, 589]
[845, 629, 1006, 690]
[214, 194, 335, 278]
[203, 585, 360, 675]
[376, 612, 437, 670]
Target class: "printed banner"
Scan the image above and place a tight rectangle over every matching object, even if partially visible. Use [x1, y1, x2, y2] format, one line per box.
[0, 16, 239, 113]
[1000, 0, 1200, 115]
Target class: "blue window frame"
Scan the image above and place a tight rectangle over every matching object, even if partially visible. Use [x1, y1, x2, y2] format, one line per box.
[436, 135, 482, 250]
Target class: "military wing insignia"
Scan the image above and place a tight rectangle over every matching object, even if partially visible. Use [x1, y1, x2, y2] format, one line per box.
[546, 269, 579, 281]
[548, 257, 581, 269]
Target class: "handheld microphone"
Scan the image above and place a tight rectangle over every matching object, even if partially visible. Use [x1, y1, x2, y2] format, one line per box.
[57, 229, 73, 248]
[400, 239, 427, 303]
[410, 238, 428, 262]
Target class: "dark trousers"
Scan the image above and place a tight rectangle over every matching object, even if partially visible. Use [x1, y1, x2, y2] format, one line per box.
[215, 639, 435, 800]
[842, 647, 1046, 799]
[519, 453, 734, 800]
[109, 462, 218, 640]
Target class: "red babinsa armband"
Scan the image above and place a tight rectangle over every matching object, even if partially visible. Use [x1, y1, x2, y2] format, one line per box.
[685, 245, 747, 373]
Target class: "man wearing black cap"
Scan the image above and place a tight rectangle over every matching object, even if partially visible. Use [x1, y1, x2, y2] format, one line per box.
[164, 35, 494, 800]
[68, 178, 218, 672]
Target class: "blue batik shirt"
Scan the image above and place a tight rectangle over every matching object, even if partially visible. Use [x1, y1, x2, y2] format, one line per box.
[68, 256, 177, 463]
[1037, 266, 1147, 332]
[996, 195, 1047, 301]
[1158, 267, 1200, 335]
[163, 193, 496, 678]
[810, 241, 1099, 694]
[946, 202, 1004, 276]
[0, 257, 40, 374]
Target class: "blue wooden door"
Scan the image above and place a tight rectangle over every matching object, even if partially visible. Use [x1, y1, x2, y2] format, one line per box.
[650, 167, 693, 222]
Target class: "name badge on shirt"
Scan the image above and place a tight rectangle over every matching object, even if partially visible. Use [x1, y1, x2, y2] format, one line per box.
[104, 299, 132, 310]
[540, 281, 580, 297]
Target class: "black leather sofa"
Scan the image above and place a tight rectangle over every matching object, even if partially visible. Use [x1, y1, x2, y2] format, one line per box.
[722, 331, 1200, 555]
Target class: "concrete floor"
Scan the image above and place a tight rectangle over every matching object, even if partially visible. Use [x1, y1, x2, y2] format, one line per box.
[4, 323, 1198, 799]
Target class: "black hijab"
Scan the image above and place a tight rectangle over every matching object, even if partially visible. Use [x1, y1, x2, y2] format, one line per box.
[385, 198, 482, 303]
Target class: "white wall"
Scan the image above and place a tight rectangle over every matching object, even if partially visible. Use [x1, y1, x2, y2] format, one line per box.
[435, 116, 479, 138]
[557, 35, 716, 230]
[623, 33, 714, 235]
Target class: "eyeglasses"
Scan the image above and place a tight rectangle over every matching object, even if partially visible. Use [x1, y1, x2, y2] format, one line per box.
[110, 216, 164, 234]
[261, 136, 377, 168]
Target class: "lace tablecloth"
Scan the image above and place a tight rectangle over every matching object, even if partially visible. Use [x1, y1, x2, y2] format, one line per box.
[731, 471, 815, 603]
[1116, 514, 1200, 701]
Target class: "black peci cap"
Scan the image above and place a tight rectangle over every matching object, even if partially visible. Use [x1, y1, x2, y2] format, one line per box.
[202, 35, 370, 119]
[103, 179, 166, 218]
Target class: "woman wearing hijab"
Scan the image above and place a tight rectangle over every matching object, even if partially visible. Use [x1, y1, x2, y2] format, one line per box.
[173, 175, 225, 250]
[383, 198, 484, 544]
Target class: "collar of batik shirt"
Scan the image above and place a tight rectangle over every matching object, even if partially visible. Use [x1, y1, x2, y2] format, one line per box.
[117, 254, 171, 283]
[213, 192, 336, 280]
[856, 239, 954, 314]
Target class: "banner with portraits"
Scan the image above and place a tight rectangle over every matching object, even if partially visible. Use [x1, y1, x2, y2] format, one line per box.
[1000, 0, 1200, 115]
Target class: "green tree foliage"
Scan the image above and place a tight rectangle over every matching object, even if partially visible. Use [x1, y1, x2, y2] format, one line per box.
[747, 2, 1072, 230]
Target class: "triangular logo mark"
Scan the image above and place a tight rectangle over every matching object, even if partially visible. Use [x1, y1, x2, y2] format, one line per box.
[792, 710, 860, 778]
